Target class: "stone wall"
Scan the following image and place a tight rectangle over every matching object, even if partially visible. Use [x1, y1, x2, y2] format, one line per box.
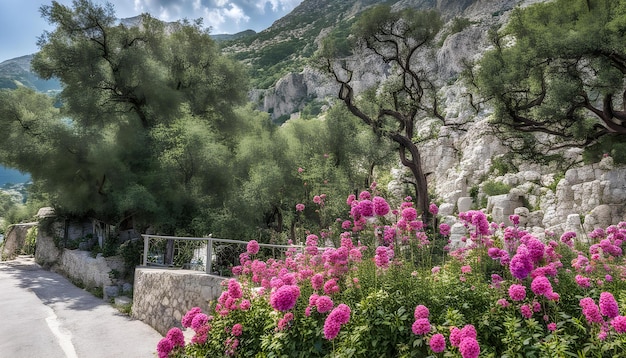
[57, 249, 125, 290]
[1, 223, 37, 260]
[132, 267, 225, 335]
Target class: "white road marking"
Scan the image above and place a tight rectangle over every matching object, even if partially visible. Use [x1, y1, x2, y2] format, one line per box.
[46, 312, 78, 358]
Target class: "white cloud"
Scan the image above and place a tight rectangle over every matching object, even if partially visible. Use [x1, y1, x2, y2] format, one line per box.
[115, 0, 302, 33]
[203, 3, 250, 33]
[258, 0, 301, 13]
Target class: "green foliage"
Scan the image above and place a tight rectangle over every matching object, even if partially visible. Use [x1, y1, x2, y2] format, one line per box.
[0, 1, 247, 234]
[449, 17, 472, 34]
[490, 155, 516, 176]
[21, 226, 37, 255]
[473, 0, 626, 163]
[118, 238, 143, 277]
[482, 180, 511, 196]
[583, 135, 626, 164]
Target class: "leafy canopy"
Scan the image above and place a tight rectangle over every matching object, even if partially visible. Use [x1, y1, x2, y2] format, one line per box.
[0, 0, 247, 231]
[474, 0, 626, 162]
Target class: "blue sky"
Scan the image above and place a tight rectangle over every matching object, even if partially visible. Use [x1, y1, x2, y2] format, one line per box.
[0, 0, 304, 63]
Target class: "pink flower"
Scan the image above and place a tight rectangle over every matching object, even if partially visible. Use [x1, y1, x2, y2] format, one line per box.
[439, 223, 451, 236]
[182, 307, 202, 328]
[460, 324, 477, 340]
[324, 278, 340, 295]
[358, 200, 374, 217]
[166, 327, 185, 347]
[231, 323, 243, 337]
[341, 220, 352, 230]
[316, 296, 334, 313]
[191, 313, 208, 330]
[580, 297, 603, 324]
[547, 322, 557, 331]
[459, 337, 480, 358]
[414, 305, 430, 320]
[323, 304, 351, 340]
[277, 312, 294, 331]
[372, 196, 390, 216]
[429, 333, 446, 353]
[359, 191, 371, 200]
[346, 194, 356, 206]
[530, 276, 553, 296]
[412, 318, 431, 335]
[525, 237, 545, 263]
[611, 316, 626, 333]
[295, 203, 305, 212]
[374, 246, 391, 269]
[191, 325, 209, 345]
[157, 338, 174, 358]
[510, 245, 533, 280]
[599, 292, 620, 318]
[246, 240, 260, 255]
[575, 275, 591, 288]
[560, 231, 576, 247]
[508, 284, 527, 301]
[461, 265, 472, 274]
[520, 304, 533, 319]
[401, 207, 418, 222]
[240, 299, 251, 311]
[497, 298, 510, 308]
[311, 274, 324, 291]
[429, 203, 439, 215]
[270, 285, 301, 312]
[228, 279, 243, 299]
[297, 167, 304, 173]
[450, 326, 462, 347]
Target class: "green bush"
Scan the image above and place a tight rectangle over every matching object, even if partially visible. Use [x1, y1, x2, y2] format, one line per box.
[21, 226, 37, 255]
[482, 180, 511, 196]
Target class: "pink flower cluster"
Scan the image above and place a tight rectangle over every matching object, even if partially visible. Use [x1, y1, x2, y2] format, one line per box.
[450, 325, 480, 358]
[157, 328, 185, 358]
[411, 304, 431, 336]
[323, 304, 351, 340]
[270, 285, 301, 312]
[181, 307, 213, 345]
[374, 246, 392, 268]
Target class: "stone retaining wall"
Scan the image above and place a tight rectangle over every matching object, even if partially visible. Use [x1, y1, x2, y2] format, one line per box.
[132, 267, 225, 335]
[57, 249, 125, 290]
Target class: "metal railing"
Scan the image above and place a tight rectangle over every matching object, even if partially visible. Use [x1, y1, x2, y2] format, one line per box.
[141, 234, 305, 275]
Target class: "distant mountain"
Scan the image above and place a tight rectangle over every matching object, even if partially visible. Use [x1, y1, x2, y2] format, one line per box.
[212, 29, 257, 42]
[0, 55, 61, 92]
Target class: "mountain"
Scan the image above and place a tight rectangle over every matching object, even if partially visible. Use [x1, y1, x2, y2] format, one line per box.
[224, 0, 520, 120]
[0, 55, 61, 92]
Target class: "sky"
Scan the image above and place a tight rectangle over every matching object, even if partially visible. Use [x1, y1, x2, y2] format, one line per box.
[0, 0, 304, 63]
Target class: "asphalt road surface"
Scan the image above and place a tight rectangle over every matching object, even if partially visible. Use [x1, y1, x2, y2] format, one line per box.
[0, 256, 163, 358]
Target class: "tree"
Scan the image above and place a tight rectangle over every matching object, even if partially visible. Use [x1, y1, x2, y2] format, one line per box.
[318, 5, 444, 222]
[473, 0, 626, 163]
[0, 0, 247, 232]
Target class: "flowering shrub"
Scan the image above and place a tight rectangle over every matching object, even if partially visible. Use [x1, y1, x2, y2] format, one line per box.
[158, 191, 626, 357]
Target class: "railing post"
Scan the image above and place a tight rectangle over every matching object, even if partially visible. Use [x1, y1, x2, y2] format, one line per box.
[206, 237, 213, 274]
[143, 235, 149, 266]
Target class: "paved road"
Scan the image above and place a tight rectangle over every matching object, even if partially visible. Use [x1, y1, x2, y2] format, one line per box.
[0, 256, 163, 358]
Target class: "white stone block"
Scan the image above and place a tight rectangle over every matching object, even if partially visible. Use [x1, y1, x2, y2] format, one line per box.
[457, 197, 473, 213]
